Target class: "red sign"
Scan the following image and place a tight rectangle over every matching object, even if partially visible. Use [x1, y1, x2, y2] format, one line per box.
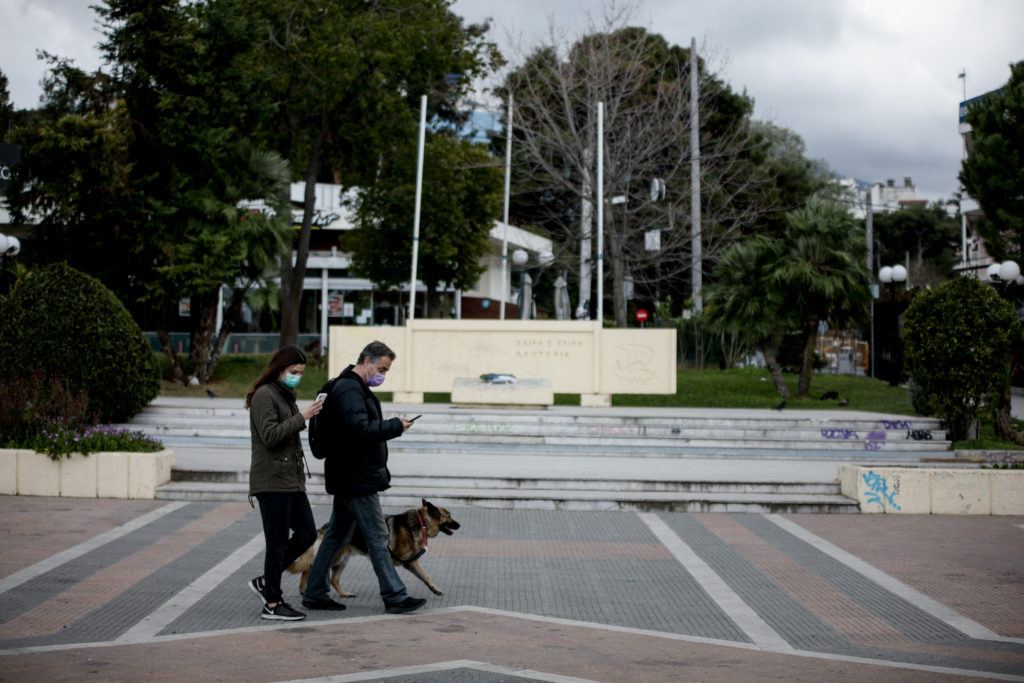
[635, 308, 649, 323]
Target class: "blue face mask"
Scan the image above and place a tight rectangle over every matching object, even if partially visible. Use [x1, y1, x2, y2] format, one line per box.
[282, 374, 302, 389]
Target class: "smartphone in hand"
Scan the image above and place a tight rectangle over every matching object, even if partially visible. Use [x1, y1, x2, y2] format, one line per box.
[316, 393, 328, 402]
[408, 415, 422, 422]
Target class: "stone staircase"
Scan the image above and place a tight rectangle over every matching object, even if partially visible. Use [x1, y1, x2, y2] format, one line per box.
[120, 399, 953, 513]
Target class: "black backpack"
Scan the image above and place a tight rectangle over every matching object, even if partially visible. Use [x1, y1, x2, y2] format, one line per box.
[308, 376, 340, 460]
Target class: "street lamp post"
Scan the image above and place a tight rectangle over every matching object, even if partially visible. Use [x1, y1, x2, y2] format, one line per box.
[878, 264, 908, 386]
[512, 248, 531, 320]
[986, 260, 1022, 285]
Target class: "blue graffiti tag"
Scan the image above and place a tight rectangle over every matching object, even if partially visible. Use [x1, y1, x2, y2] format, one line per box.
[881, 420, 910, 430]
[862, 471, 901, 511]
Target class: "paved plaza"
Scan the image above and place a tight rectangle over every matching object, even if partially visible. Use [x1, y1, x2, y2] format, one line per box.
[0, 495, 1022, 681]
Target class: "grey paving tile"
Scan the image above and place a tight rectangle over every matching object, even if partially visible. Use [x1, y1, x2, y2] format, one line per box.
[735, 514, 966, 642]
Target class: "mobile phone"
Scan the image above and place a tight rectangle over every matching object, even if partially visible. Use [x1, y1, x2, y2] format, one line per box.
[316, 393, 328, 402]
[408, 414, 422, 422]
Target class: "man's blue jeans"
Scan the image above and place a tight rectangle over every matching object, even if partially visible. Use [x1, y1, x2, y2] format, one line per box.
[305, 493, 410, 605]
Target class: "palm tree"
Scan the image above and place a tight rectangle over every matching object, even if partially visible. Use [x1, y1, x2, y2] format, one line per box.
[773, 196, 871, 398]
[705, 236, 796, 398]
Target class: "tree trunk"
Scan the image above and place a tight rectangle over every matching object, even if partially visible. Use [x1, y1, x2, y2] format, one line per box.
[760, 341, 791, 399]
[424, 283, 436, 318]
[209, 288, 247, 380]
[188, 289, 219, 384]
[608, 222, 627, 328]
[279, 121, 330, 347]
[157, 326, 186, 386]
[797, 314, 819, 398]
[993, 385, 1024, 444]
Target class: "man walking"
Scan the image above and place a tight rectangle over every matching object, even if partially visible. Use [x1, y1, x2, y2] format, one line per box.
[302, 340, 425, 614]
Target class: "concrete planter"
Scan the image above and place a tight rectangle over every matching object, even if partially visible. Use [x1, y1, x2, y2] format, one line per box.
[0, 448, 174, 499]
[839, 464, 1024, 515]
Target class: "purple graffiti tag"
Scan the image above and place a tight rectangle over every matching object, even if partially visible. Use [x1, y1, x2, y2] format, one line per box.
[821, 429, 859, 440]
[881, 420, 911, 430]
[867, 431, 886, 441]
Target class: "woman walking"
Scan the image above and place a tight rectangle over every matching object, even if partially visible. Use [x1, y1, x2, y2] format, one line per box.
[245, 344, 324, 620]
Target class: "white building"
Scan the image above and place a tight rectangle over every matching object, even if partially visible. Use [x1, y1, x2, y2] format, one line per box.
[257, 181, 554, 350]
[837, 175, 926, 220]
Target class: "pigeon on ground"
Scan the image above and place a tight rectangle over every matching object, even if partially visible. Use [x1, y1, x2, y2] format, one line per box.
[206, 389, 217, 399]
[772, 400, 786, 411]
[819, 390, 838, 400]
[837, 398, 850, 407]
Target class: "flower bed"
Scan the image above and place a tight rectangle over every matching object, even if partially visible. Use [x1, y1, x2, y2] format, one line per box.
[0, 448, 174, 499]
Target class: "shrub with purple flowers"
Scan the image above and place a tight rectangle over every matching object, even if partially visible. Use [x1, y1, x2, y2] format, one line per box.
[31, 419, 163, 461]
[1, 370, 162, 459]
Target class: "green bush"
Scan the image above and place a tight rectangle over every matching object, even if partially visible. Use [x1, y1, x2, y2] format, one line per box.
[0, 263, 160, 422]
[0, 369, 93, 446]
[903, 277, 1016, 441]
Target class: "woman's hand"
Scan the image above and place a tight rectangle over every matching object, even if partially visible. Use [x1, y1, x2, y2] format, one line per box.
[300, 395, 325, 421]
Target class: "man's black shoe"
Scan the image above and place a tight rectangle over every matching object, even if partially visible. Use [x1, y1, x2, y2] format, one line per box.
[301, 596, 347, 611]
[384, 597, 426, 614]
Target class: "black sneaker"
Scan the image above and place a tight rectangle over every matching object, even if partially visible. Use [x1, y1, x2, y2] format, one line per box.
[302, 596, 347, 611]
[262, 602, 306, 621]
[248, 576, 267, 605]
[384, 597, 426, 614]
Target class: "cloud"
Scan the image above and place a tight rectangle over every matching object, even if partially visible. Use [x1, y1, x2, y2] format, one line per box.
[3, 0, 1021, 203]
[1, 0, 104, 108]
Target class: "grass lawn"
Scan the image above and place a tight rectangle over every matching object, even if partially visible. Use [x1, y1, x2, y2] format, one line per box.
[154, 353, 1021, 451]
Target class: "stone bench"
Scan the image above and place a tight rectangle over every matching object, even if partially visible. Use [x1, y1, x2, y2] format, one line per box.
[451, 377, 553, 407]
[0, 448, 175, 499]
[839, 463, 1024, 515]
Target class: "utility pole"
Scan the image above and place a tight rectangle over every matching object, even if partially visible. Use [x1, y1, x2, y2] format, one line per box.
[866, 192, 874, 377]
[579, 146, 594, 319]
[689, 37, 702, 312]
[865, 191, 873, 272]
[500, 94, 513, 320]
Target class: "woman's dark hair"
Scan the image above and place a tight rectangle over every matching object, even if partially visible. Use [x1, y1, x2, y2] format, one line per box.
[245, 344, 307, 408]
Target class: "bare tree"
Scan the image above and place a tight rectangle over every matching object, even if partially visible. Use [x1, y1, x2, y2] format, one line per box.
[501, 7, 774, 327]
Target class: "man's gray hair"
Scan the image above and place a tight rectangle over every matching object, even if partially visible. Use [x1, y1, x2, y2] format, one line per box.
[357, 340, 396, 364]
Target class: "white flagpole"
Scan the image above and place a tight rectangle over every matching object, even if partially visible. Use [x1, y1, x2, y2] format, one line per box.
[500, 94, 513, 320]
[596, 101, 604, 323]
[409, 94, 427, 321]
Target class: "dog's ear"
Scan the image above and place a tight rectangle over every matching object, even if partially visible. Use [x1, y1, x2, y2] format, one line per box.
[423, 499, 440, 518]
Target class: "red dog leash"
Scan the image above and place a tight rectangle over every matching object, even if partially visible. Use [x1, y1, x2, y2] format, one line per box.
[417, 512, 428, 550]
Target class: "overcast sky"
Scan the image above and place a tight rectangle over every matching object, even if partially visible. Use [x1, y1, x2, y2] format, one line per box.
[2, 0, 1021, 202]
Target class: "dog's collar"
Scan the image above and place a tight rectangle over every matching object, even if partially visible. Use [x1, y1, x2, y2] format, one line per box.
[417, 512, 428, 550]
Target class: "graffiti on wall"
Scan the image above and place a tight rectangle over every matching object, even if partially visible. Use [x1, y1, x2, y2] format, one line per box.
[862, 470, 901, 511]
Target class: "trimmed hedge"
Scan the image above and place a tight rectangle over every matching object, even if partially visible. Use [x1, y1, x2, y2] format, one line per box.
[903, 277, 1016, 441]
[0, 263, 160, 422]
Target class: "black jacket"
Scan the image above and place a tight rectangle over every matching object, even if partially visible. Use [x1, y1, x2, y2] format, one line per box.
[323, 364, 403, 497]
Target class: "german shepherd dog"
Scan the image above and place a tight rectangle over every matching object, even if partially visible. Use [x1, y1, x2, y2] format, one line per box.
[288, 499, 460, 597]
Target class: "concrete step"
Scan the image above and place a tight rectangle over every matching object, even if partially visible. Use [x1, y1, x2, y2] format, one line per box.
[138, 428, 944, 453]
[137, 398, 948, 514]
[118, 401, 950, 456]
[170, 469, 842, 496]
[154, 481, 860, 514]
